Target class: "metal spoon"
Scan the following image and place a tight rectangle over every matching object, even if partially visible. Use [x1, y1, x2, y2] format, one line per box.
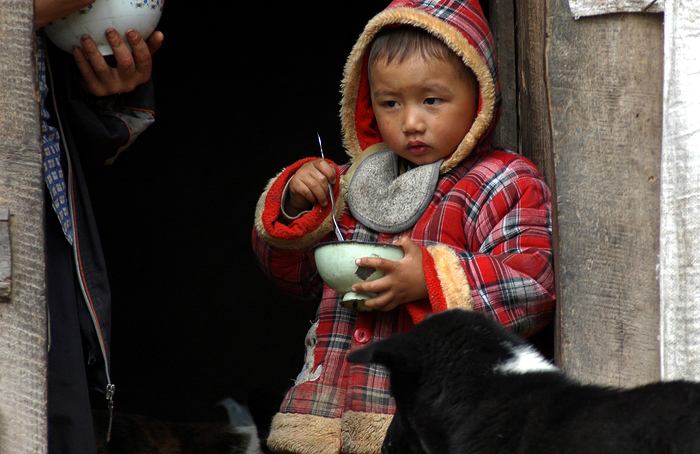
[317, 133, 344, 241]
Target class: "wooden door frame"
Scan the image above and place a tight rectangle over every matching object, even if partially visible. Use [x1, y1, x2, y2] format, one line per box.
[0, 0, 49, 452]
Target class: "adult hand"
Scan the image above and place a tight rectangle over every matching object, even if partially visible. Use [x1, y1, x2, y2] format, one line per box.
[34, 0, 94, 30]
[73, 29, 164, 97]
[352, 236, 429, 311]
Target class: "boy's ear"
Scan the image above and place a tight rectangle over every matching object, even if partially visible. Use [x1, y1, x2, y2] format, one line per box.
[347, 334, 421, 374]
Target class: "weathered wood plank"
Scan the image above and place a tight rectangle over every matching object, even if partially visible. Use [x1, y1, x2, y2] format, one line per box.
[0, 0, 49, 452]
[516, 0, 555, 189]
[1, 207, 11, 302]
[568, 0, 664, 18]
[488, 0, 518, 153]
[514, 0, 559, 360]
[658, 0, 700, 381]
[547, 0, 663, 386]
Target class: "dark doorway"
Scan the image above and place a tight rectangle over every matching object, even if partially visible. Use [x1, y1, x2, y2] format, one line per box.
[89, 5, 377, 425]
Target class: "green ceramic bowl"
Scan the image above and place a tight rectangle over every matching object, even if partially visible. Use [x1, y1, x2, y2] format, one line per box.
[313, 241, 405, 310]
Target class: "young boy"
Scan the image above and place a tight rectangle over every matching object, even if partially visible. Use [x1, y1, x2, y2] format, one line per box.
[252, 1, 555, 453]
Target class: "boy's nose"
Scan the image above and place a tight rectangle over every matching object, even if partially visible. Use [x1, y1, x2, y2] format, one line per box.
[402, 108, 426, 135]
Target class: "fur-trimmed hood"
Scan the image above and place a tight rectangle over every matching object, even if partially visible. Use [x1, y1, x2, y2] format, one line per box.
[340, 0, 501, 174]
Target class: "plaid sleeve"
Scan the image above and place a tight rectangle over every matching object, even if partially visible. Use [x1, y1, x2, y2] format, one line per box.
[253, 158, 342, 251]
[418, 152, 555, 337]
[251, 227, 323, 302]
[251, 157, 342, 301]
[464, 170, 554, 336]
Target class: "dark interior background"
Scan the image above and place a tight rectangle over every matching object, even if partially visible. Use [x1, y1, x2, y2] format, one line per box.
[88, 4, 382, 426]
[87, 0, 501, 431]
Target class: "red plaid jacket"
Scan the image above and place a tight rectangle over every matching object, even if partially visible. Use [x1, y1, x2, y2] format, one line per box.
[253, 1, 554, 451]
[252, 144, 554, 453]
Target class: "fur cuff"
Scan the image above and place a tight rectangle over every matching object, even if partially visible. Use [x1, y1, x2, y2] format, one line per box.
[267, 411, 391, 454]
[407, 244, 474, 324]
[267, 413, 341, 454]
[341, 411, 392, 454]
[254, 158, 343, 250]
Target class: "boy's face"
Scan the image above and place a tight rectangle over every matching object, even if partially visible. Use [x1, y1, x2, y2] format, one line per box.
[370, 55, 478, 166]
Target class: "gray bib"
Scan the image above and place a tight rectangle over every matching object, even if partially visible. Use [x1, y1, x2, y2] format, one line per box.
[347, 148, 442, 233]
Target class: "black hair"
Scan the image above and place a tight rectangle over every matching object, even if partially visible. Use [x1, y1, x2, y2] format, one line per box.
[368, 26, 473, 82]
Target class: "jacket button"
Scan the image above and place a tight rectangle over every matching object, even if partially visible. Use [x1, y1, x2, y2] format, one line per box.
[353, 327, 371, 344]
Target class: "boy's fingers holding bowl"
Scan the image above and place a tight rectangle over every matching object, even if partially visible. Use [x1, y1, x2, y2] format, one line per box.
[393, 235, 415, 249]
[353, 279, 399, 312]
[355, 255, 398, 271]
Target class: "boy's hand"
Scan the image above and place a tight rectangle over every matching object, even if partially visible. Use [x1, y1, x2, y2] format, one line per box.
[286, 159, 337, 217]
[73, 28, 164, 98]
[352, 237, 428, 311]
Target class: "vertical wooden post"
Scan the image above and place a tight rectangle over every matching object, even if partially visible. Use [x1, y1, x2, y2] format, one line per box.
[544, 0, 663, 386]
[515, 0, 556, 189]
[488, 0, 518, 153]
[512, 0, 560, 360]
[658, 0, 700, 381]
[0, 0, 49, 452]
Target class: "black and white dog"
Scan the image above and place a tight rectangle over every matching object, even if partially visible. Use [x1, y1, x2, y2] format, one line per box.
[347, 309, 700, 454]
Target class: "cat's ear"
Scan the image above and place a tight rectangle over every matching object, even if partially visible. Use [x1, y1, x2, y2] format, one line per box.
[347, 334, 421, 375]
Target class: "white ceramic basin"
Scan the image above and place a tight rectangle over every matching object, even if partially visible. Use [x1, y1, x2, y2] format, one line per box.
[44, 0, 165, 55]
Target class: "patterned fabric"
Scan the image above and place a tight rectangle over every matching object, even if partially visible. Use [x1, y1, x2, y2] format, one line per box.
[252, 146, 554, 452]
[37, 33, 74, 245]
[252, 0, 555, 452]
[415, 148, 554, 331]
[386, 0, 499, 89]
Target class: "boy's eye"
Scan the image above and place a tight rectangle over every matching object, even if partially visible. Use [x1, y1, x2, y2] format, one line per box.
[381, 100, 399, 108]
[425, 97, 442, 106]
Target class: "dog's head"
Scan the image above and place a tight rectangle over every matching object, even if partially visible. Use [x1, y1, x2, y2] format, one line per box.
[347, 309, 556, 454]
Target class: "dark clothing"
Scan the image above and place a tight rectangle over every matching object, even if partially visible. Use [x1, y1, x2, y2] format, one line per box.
[41, 35, 155, 453]
[46, 199, 100, 453]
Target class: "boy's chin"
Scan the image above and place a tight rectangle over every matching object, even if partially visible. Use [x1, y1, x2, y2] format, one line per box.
[390, 144, 455, 167]
[395, 152, 445, 167]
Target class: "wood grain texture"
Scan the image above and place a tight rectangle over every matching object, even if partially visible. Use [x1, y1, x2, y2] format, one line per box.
[514, 0, 561, 365]
[516, 0, 555, 190]
[659, 0, 700, 381]
[0, 0, 49, 452]
[1, 207, 10, 302]
[546, 0, 663, 386]
[488, 0, 518, 153]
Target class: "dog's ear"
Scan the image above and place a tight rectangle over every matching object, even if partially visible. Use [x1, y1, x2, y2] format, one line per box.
[347, 334, 421, 374]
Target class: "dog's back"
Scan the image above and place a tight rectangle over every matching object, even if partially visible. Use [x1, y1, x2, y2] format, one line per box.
[348, 309, 700, 454]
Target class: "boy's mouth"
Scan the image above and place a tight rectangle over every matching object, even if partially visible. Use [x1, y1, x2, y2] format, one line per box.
[406, 140, 430, 155]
